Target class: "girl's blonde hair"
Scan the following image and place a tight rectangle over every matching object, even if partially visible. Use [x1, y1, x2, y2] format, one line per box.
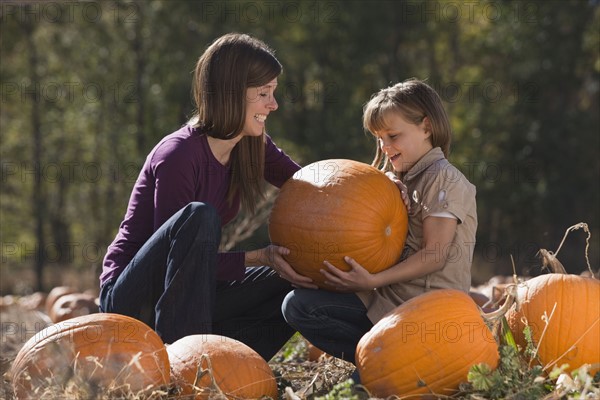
[363, 79, 452, 171]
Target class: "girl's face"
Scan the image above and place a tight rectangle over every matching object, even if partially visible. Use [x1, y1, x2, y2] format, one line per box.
[376, 112, 433, 173]
[241, 78, 279, 137]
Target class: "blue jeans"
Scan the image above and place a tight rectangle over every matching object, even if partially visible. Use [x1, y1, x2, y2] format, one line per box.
[282, 289, 373, 365]
[100, 202, 294, 361]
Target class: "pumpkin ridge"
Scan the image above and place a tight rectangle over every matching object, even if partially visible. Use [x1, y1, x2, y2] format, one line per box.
[353, 176, 399, 211]
[555, 275, 577, 365]
[555, 277, 598, 370]
[547, 275, 565, 370]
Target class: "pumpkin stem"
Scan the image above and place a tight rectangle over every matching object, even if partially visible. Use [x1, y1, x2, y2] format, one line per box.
[480, 281, 520, 348]
[544, 222, 595, 278]
[481, 283, 518, 322]
[538, 249, 567, 274]
[510, 254, 519, 285]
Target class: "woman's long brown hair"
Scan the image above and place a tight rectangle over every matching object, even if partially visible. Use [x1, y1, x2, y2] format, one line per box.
[191, 33, 282, 213]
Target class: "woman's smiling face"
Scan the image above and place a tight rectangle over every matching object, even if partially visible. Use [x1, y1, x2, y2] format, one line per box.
[241, 78, 279, 137]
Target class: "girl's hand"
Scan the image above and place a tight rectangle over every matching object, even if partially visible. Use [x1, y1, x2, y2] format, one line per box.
[260, 245, 318, 289]
[385, 171, 411, 211]
[320, 256, 378, 292]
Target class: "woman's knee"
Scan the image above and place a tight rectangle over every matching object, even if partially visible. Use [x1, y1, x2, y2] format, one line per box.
[180, 202, 221, 242]
[185, 202, 220, 227]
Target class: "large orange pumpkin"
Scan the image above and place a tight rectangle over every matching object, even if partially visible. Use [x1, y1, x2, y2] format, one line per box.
[269, 159, 408, 289]
[167, 334, 278, 399]
[506, 273, 600, 374]
[9, 313, 170, 398]
[356, 289, 500, 398]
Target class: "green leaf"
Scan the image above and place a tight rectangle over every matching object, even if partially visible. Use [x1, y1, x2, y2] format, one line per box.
[468, 363, 496, 391]
[501, 316, 518, 350]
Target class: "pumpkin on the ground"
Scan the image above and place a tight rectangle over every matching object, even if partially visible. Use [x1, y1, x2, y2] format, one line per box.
[306, 342, 330, 362]
[9, 313, 170, 398]
[506, 272, 600, 374]
[45, 285, 76, 315]
[18, 291, 47, 311]
[356, 289, 500, 398]
[167, 334, 278, 399]
[49, 292, 99, 323]
[269, 159, 408, 289]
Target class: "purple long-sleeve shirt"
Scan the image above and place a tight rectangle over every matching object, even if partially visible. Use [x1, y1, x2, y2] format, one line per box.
[100, 125, 300, 286]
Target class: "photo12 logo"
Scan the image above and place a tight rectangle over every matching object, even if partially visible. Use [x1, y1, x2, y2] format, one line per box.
[428, 81, 540, 104]
[397, 1, 539, 23]
[1, 161, 141, 184]
[1, 241, 106, 264]
[0, 2, 139, 24]
[199, 1, 340, 23]
[1, 81, 138, 105]
[398, 320, 497, 344]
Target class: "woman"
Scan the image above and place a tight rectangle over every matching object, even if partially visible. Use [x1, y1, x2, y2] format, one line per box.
[100, 33, 314, 361]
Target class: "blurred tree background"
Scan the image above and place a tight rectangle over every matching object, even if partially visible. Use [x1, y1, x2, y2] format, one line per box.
[1, 0, 598, 293]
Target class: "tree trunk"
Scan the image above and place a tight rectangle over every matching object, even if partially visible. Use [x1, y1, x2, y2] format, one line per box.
[134, 4, 145, 156]
[23, 6, 45, 292]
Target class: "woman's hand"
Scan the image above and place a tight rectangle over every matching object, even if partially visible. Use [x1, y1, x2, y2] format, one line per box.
[385, 171, 411, 211]
[320, 256, 378, 292]
[255, 245, 318, 289]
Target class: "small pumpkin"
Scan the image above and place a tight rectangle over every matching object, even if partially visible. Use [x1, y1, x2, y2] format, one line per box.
[45, 285, 76, 315]
[269, 159, 408, 289]
[10, 313, 170, 398]
[49, 292, 99, 323]
[18, 291, 47, 311]
[306, 342, 330, 362]
[167, 334, 278, 399]
[506, 272, 599, 374]
[356, 289, 500, 398]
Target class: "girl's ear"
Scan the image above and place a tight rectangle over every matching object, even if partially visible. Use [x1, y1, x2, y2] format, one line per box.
[422, 116, 433, 138]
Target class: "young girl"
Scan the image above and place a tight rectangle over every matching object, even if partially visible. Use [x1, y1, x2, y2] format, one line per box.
[99, 33, 315, 361]
[282, 79, 477, 365]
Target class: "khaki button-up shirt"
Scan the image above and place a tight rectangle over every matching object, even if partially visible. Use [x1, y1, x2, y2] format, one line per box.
[357, 147, 477, 323]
